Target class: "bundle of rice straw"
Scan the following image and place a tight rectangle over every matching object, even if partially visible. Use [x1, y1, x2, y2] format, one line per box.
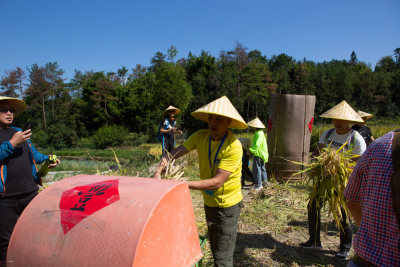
[292, 141, 358, 230]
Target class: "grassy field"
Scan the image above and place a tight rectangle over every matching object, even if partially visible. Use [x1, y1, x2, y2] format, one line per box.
[39, 122, 398, 266]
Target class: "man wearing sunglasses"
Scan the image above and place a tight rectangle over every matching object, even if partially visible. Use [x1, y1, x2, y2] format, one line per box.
[0, 96, 60, 266]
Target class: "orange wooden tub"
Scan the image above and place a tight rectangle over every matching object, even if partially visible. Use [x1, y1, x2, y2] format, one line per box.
[7, 175, 202, 267]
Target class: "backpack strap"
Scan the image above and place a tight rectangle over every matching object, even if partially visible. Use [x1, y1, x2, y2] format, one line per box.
[348, 129, 356, 150]
[391, 130, 400, 235]
[324, 128, 335, 145]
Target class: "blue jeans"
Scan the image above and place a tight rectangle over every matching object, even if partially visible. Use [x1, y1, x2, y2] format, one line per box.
[252, 156, 267, 187]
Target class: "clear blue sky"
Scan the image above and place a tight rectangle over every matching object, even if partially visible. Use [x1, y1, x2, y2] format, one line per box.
[1, 0, 399, 81]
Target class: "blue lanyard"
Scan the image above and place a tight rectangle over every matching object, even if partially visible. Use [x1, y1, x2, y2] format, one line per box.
[208, 133, 228, 177]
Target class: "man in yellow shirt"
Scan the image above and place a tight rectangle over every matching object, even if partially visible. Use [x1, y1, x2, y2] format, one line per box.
[154, 96, 247, 266]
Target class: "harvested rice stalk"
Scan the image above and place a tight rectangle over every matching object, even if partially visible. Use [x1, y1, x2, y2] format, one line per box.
[158, 152, 186, 180]
[291, 141, 358, 230]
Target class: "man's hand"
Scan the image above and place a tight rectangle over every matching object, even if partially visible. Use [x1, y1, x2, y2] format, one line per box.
[153, 157, 168, 179]
[48, 156, 60, 169]
[9, 130, 32, 148]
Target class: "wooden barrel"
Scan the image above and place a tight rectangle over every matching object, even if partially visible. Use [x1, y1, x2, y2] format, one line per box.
[266, 94, 316, 182]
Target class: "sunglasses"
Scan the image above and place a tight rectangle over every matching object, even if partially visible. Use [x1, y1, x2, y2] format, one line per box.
[0, 108, 15, 113]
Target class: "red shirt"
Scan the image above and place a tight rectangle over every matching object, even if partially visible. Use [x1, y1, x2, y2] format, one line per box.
[344, 131, 400, 266]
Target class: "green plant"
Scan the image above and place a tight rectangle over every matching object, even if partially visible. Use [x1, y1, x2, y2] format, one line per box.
[92, 125, 129, 149]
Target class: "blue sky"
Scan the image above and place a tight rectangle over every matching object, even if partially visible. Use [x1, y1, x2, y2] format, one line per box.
[1, 0, 399, 81]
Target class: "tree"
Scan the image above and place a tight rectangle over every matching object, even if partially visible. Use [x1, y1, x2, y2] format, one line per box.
[375, 56, 397, 72]
[167, 46, 178, 62]
[268, 53, 296, 94]
[117, 66, 128, 85]
[92, 77, 118, 127]
[248, 49, 267, 64]
[130, 64, 147, 80]
[394, 48, 400, 68]
[0, 67, 25, 97]
[150, 51, 166, 70]
[350, 51, 358, 65]
[25, 64, 50, 129]
[240, 62, 270, 121]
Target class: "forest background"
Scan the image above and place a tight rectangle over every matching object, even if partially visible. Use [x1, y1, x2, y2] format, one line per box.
[1, 43, 400, 149]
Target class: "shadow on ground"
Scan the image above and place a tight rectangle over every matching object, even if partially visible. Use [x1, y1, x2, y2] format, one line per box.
[234, 232, 348, 267]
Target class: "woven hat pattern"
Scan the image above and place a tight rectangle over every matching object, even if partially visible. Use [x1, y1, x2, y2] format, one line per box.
[357, 110, 374, 120]
[191, 96, 248, 129]
[247, 117, 266, 128]
[0, 96, 26, 117]
[163, 105, 181, 116]
[320, 100, 363, 123]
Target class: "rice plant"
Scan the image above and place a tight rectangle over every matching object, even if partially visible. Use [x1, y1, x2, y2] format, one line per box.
[290, 142, 357, 230]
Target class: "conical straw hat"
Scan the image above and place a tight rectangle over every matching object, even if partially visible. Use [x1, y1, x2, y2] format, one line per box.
[191, 96, 248, 129]
[163, 105, 181, 116]
[357, 110, 374, 120]
[238, 137, 250, 151]
[247, 117, 266, 129]
[0, 96, 26, 117]
[320, 100, 363, 123]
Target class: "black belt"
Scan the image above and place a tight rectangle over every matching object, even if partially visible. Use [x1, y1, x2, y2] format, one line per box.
[351, 254, 376, 267]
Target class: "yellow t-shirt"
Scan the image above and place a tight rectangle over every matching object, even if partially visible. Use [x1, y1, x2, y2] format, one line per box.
[183, 129, 243, 208]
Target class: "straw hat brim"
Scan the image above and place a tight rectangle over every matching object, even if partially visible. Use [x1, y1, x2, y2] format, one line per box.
[0, 97, 26, 117]
[190, 96, 248, 129]
[163, 106, 181, 116]
[320, 100, 363, 123]
[357, 110, 374, 120]
[247, 117, 266, 128]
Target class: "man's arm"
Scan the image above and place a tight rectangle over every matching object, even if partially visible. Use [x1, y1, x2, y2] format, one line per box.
[159, 127, 174, 134]
[347, 200, 362, 226]
[187, 168, 231, 190]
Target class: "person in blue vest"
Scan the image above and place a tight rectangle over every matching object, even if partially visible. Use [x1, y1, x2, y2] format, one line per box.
[0, 96, 60, 266]
[159, 106, 182, 157]
[300, 100, 366, 260]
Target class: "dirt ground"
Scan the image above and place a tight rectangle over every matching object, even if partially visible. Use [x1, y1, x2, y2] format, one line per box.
[190, 180, 356, 267]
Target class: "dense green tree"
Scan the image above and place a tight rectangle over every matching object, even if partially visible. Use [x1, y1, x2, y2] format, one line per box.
[375, 56, 397, 72]
[25, 62, 65, 130]
[2, 45, 400, 148]
[240, 62, 270, 121]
